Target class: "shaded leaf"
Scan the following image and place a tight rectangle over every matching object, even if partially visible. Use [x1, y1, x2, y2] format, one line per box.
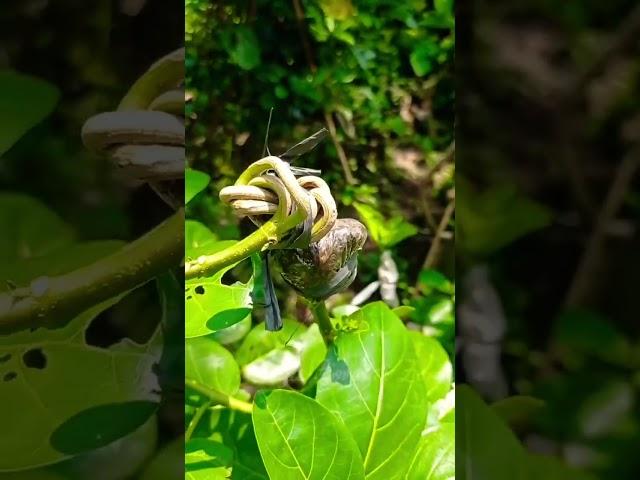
[0, 71, 59, 156]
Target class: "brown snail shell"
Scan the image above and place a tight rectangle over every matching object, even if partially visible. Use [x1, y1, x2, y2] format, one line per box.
[274, 218, 367, 300]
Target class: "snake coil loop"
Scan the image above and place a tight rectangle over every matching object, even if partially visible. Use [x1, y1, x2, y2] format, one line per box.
[80, 48, 185, 207]
[219, 156, 338, 247]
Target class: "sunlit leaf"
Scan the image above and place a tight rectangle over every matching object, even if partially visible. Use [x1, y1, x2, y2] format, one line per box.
[252, 390, 365, 479]
[186, 337, 240, 396]
[316, 302, 428, 479]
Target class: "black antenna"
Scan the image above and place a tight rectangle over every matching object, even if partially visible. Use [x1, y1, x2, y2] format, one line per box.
[262, 107, 274, 157]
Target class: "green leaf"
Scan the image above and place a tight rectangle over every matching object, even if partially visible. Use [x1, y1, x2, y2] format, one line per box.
[457, 176, 551, 257]
[185, 438, 233, 479]
[0, 193, 74, 263]
[316, 302, 428, 479]
[186, 220, 219, 258]
[252, 390, 365, 480]
[526, 454, 597, 480]
[230, 28, 261, 71]
[409, 332, 452, 402]
[299, 324, 328, 383]
[139, 435, 185, 480]
[406, 423, 455, 480]
[185, 242, 256, 338]
[215, 410, 268, 480]
[50, 402, 157, 454]
[0, 71, 60, 156]
[491, 396, 545, 431]
[186, 336, 240, 396]
[186, 169, 210, 204]
[418, 270, 454, 295]
[237, 320, 326, 386]
[434, 0, 454, 15]
[353, 202, 418, 248]
[0, 295, 162, 470]
[410, 40, 439, 77]
[457, 385, 528, 480]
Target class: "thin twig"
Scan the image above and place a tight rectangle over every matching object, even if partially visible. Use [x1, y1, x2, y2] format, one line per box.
[185, 379, 253, 414]
[324, 111, 356, 184]
[564, 148, 640, 307]
[291, 0, 317, 73]
[423, 198, 455, 270]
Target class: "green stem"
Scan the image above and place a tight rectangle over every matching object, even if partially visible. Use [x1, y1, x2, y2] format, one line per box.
[185, 400, 211, 442]
[0, 209, 185, 333]
[185, 378, 253, 414]
[309, 300, 334, 342]
[185, 220, 277, 280]
[184, 207, 305, 280]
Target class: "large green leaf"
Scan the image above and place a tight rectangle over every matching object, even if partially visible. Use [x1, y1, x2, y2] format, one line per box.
[409, 332, 452, 402]
[186, 337, 240, 396]
[0, 71, 60, 156]
[0, 193, 74, 263]
[405, 423, 455, 480]
[0, 296, 162, 470]
[139, 435, 185, 480]
[252, 389, 365, 480]
[212, 410, 268, 480]
[185, 242, 257, 338]
[316, 302, 428, 479]
[457, 385, 527, 480]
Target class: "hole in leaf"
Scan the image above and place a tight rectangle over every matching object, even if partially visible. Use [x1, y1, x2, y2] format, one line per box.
[3, 372, 16, 381]
[0, 353, 11, 364]
[23, 348, 46, 369]
[195, 285, 205, 295]
[85, 283, 160, 347]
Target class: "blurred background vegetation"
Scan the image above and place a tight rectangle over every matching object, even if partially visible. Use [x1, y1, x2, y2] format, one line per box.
[185, 0, 455, 351]
[458, 0, 640, 478]
[1, 1, 183, 478]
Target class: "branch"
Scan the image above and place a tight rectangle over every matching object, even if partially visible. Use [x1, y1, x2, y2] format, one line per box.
[564, 149, 640, 307]
[423, 198, 455, 270]
[0, 209, 185, 333]
[185, 378, 253, 414]
[324, 111, 356, 185]
[309, 300, 334, 342]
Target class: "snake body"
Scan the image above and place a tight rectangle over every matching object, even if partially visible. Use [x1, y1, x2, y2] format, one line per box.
[81, 48, 185, 204]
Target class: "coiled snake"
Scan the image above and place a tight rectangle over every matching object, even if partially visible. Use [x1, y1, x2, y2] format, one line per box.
[81, 48, 185, 208]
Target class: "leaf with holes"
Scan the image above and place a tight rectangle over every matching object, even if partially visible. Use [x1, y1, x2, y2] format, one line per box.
[0, 71, 60, 156]
[185, 241, 259, 338]
[0, 294, 162, 470]
[316, 302, 429, 479]
[252, 389, 365, 480]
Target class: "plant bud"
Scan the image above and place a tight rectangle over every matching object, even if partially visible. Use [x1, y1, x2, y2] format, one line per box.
[274, 218, 367, 300]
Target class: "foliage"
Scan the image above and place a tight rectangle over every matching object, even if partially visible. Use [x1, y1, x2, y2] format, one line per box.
[185, 0, 455, 478]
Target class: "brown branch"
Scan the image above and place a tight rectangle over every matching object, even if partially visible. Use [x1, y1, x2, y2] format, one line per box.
[564, 148, 640, 307]
[423, 198, 455, 270]
[324, 111, 356, 185]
